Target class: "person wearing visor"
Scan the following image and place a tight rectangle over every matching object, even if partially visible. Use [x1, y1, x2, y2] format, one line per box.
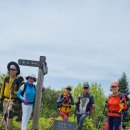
[0, 61, 23, 130]
[17, 74, 37, 130]
[106, 82, 127, 130]
[75, 83, 95, 130]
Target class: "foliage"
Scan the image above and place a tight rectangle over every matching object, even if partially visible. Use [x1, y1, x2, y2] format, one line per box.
[0, 69, 130, 129]
[40, 87, 63, 118]
[118, 72, 130, 95]
[118, 72, 130, 129]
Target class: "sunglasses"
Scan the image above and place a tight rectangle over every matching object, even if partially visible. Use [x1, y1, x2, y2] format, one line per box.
[10, 68, 17, 71]
[29, 77, 35, 81]
[111, 86, 118, 88]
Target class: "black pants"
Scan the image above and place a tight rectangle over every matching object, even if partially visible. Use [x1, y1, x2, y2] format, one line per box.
[108, 116, 121, 130]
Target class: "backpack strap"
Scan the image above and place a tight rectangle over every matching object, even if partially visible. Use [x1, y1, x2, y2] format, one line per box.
[21, 83, 27, 96]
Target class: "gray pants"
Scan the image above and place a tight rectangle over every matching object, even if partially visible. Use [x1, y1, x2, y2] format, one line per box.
[77, 112, 89, 130]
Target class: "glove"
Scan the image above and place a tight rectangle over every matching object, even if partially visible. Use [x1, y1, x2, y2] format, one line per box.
[68, 102, 72, 105]
[92, 104, 96, 109]
[65, 95, 69, 100]
[64, 94, 69, 100]
[24, 100, 29, 105]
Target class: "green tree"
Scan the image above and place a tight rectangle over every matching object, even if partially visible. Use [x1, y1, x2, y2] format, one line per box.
[118, 72, 130, 95]
[90, 83, 106, 130]
[118, 72, 130, 129]
[40, 87, 63, 118]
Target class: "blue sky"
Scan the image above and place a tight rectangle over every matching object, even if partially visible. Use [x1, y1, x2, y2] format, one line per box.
[0, 0, 130, 94]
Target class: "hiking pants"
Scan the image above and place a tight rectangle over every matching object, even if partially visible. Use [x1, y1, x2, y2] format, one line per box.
[108, 116, 121, 130]
[22, 103, 33, 130]
[59, 111, 69, 121]
[3, 100, 22, 129]
[77, 112, 89, 130]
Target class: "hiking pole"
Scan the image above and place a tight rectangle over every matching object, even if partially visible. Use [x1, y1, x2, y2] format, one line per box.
[0, 100, 9, 128]
[0, 91, 12, 128]
[74, 108, 77, 123]
[97, 105, 106, 130]
[0, 92, 12, 129]
[92, 108, 97, 128]
[6, 90, 13, 130]
[120, 112, 124, 130]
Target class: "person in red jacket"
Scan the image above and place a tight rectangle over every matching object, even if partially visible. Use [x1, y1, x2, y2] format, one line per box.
[106, 82, 127, 130]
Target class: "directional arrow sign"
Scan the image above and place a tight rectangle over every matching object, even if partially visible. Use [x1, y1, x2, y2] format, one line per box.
[18, 59, 42, 67]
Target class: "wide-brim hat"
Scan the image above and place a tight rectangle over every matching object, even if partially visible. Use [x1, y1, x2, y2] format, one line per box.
[7, 61, 20, 75]
[26, 74, 37, 82]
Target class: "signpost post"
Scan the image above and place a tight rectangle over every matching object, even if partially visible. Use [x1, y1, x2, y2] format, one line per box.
[18, 56, 48, 130]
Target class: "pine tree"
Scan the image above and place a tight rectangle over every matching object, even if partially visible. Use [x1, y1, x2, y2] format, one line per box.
[118, 72, 130, 95]
[118, 72, 130, 129]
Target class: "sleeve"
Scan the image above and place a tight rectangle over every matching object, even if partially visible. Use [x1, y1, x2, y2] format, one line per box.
[123, 96, 128, 111]
[0, 77, 6, 98]
[57, 94, 65, 104]
[75, 95, 81, 105]
[16, 84, 26, 102]
[70, 95, 74, 105]
[90, 95, 95, 105]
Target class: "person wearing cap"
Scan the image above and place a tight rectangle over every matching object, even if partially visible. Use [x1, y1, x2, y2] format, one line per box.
[106, 82, 127, 130]
[0, 61, 24, 130]
[75, 83, 95, 130]
[17, 74, 37, 130]
[57, 86, 74, 121]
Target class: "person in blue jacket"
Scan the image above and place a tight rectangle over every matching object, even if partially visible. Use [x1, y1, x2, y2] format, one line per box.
[17, 74, 37, 130]
[75, 83, 95, 130]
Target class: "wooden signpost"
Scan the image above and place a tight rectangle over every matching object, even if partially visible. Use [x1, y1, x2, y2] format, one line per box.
[18, 56, 48, 130]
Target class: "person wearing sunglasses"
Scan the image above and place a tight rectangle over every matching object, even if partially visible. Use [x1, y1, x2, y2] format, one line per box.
[106, 82, 127, 130]
[0, 61, 24, 130]
[17, 74, 37, 130]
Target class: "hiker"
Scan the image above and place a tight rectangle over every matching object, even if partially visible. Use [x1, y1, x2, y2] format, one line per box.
[57, 86, 74, 121]
[75, 83, 95, 130]
[106, 82, 128, 130]
[17, 74, 37, 130]
[0, 61, 24, 130]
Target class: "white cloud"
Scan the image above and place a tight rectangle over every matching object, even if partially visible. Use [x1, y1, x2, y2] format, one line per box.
[0, 0, 130, 94]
